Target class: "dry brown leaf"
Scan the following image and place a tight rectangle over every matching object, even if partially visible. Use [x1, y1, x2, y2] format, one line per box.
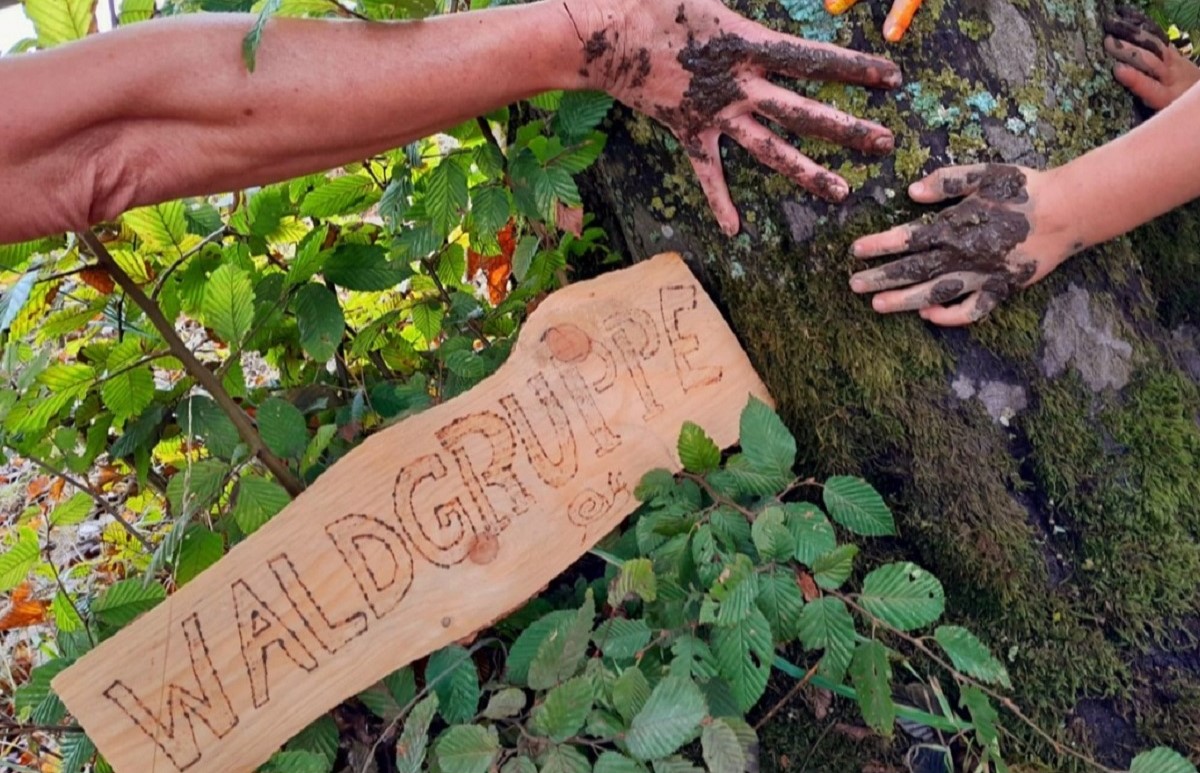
[555, 202, 584, 237]
[0, 582, 50, 632]
[80, 266, 116, 295]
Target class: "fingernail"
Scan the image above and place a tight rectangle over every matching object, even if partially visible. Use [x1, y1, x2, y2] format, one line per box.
[873, 135, 894, 154]
[872, 296, 888, 312]
[721, 221, 739, 237]
[849, 277, 865, 292]
[908, 182, 924, 197]
[884, 69, 903, 88]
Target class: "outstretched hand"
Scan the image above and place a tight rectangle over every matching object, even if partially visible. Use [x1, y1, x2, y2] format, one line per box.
[848, 164, 1077, 326]
[1103, 5, 1200, 111]
[574, 0, 902, 235]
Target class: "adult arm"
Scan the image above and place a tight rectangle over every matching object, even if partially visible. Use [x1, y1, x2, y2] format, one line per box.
[0, 0, 901, 245]
[848, 59, 1200, 326]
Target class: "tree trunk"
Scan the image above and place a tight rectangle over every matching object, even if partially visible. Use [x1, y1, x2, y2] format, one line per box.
[587, 0, 1200, 766]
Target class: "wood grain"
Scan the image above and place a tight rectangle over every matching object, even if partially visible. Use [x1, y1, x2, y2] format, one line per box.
[53, 253, 771, 773]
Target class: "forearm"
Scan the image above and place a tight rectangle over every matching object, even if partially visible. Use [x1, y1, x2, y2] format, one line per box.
[0, 3, 589, 242]
[1053, 81, 1200, 250]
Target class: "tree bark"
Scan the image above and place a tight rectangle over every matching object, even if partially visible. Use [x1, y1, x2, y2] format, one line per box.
[588, 0, 1200, 766]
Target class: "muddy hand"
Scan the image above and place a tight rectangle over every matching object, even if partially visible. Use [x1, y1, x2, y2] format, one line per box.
[849, 164, 1076, 326]
[574, 0, 901, 236]
[1104, 5, 1200, 110]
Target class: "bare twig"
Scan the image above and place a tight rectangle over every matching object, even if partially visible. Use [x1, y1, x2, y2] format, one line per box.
[754, 661, 819, 730]
[78, 231, 304, 497]
[0, 719, 83, 737]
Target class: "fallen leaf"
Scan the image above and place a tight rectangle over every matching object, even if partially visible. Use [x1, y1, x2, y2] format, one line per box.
[555, 202, 584, 237]
[0, 582, 50, 632]
[49, 478, 66, 502]
[80, 266, 116, 294]
[797, 569, 820, 602]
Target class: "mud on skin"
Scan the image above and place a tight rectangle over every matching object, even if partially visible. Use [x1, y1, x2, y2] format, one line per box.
[1104, 4, 1168, 53]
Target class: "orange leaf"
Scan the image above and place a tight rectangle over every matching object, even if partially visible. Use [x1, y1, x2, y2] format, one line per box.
[26, 476, 50, 500]
[797, 569, 820, 602]
[0, 583, 50, 632]
[49, 477, 66, 502]
[80, 266, 116, 295]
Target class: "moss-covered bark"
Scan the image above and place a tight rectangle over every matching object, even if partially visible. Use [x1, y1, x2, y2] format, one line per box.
[587, 0, 1200, 766]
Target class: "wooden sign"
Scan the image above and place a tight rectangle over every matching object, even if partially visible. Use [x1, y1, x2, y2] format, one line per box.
[53, 253, 771, 773]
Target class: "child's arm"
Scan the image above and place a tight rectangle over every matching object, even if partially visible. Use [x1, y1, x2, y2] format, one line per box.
[849, 69, 1200, 326]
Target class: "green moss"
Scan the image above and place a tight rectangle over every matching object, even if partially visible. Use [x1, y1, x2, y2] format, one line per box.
[958, 16, 994, 39]
[893, 143, 930, 181]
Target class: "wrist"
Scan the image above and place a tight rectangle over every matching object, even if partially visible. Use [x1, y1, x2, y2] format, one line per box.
[1037, 164, 1092, 265]
[549, 0, 618, 92]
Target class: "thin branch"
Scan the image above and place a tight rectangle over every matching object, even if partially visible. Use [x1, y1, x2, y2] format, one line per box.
[476, 117, 507, 162]
[151, 226, 228, 300]
[18, 449, 152, 552]
[0, 718, 83, 736]
[420, 256, 491, 349]
[78, 231, 305, 497]
[754, 660, 818, 731]
[35, 265, 90, 285]
[680, 471, 756, 520]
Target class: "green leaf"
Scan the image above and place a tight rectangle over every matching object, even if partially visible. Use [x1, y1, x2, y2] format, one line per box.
[50, 493, 92, 528]
[93, 578, 166, 628]
[180, 395, 241, 459]
[427, 645, 480, 725]
[797, 597, 856, 682]
[203, 264, 255, 345]
[625, 675, 707, 761]
[750, 506, 793, 562]
[934, 626, 1012, 689]
[849, 641, 895, 737]
[426, 160, 470, 236]
[593, 618, 652, 660]
[435, 725, 498, 773]
[540, 744, 591, 773]
[166, 459, 229, 515]
[234, 475, 292, 534]
[784, 503, 837, 566]
[502, 757, 539, 773]
[678, 421, 720, 474]
[739, 396, 795, 476]
[528, 591, 594, 690]
[712, 607, 773, 712]
[124, 201, 186, 252]
[175, 526, 224, 586]
[701, 719, 746, 773]
[0, 527, 39, 592]
[286, 715, 339, 769]
[59, 732, 96, 773]
[118, 0, 156, 24]
[258, 397, 309, 459]
[471, 186, 511, 236]
[961, 686, 1001, 759]
[508, 610, 574, 686]
[324, 244, 404, 291]
[532, 676, 594, 741]
[812, 544, 859, 590]
[101, 356, 155, 423]
[294, 283, 344, 362]
[612, 666, 651, 722]
[755, 569, 804, 644]
[24, 0, 95, 47]
[411, 302, 444, 345]
[260, 750, 330, 773]
[482, 687, 526, 719]
[860, 562, 945, 632]
[243, 0, 282, 71]
[53, 590, 85, 633]
[1129, 747, 1197, 773]
[822, 476, 895, 536]
[14, 659, 72, 725]
[594, 752, 646, 773]
[612, 557, 657, 603]
[1167, 0, 1200, 29]
[359, 667, 418, 720]
[395, 695, 438, 773]
[553, 91, 615, 142]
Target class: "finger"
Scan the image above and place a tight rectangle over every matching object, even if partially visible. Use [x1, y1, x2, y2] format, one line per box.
[685, 131, 740, 236]
[868, 272, 985, 313]
[907, 164, 990, 203]
[849, 249, 953, 292]
[1105, 35, 1166, 79]
[742, 32, 902, 89]
[750, 81, 894, 155]
[1104, 17, 1166, 56]
[882, 0, 922, 43]
[724, 116, 850, 202]
[919, 289, 1004, 326]
[1114, 63, 1173, 109]
[1116, 5, 1170, 46]
[851, 223, 919, 259]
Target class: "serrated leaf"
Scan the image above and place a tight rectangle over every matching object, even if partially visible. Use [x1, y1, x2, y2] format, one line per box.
[427, 644, 480, 725]
[797, 597, 856, 682]
[849, 641, 895, 737]
[166, 459, 229, 515]
[93, 578, 166, 628]
[14, 659, 72, 726]
[593, 618, 652, 660]
[739, 396, 795, 476]
[203, 264, 255, 345]
[531, 676, 593, 741]
[118, 0, 155, 24]
[59, 732, 95, 773]
[701, 719, 746, 773]
[822, 476, 895, 536]
[529, 591, 594, 689]
[234, 475, 291, 534]
[594, 752, 645, 773]
[612, 557, 657, 603]
[411, 301, 444, 345]
[755, 569, 804, 644]
[860, 562, 945, 632]
[260, 750, 329, 773]
[961, 685, 1001, 757]
[612, 666, 651, 722]
[324, 243, 403, 291]
[812, 544, 858, 590]
[53, 590, 84, 633]
[286, 714, 339, 769]
[751, 506, 793, 562]
[243, 0, 282, 71]
[50, 493, 92, 528]
[124, 201, 186, 252]
[24, 0, 95, 47]
[175, 526, 224, 586]
[257, 397, 308, 459]
[553, 91, 615, 143]
[426, 160, 470, 236]
[179, 395, 241, 459]
[359, 666, 417, 720]
[508, 610, 574, 686]
[625, 675, 707, 761]
[101, 360, 154, 422]
[0, 527, 39, 593]
[784, 503, 837, 566]
[1130, 747, 1197, 773]
[471, 186, 511, 236]
[678, 421, 720, 474]
[934, 626, 1012, 689]
[482, 687, 526, 719]
[395, 695, 438, 773]
[294, 282, 344, 362]
[435, 725, 498, 773]
[712, 607, 773, 712]
[540, 744, 591, 773]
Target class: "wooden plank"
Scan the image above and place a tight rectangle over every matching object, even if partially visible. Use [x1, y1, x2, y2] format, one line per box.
[53, 253, 771, 773]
